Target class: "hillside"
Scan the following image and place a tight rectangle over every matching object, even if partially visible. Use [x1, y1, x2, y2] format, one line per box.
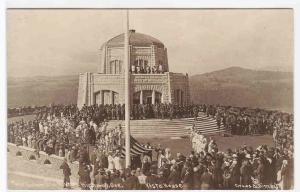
[7, 67, 293, 112]
[189, 67, 293, 112]
[7, 75, 79, 108]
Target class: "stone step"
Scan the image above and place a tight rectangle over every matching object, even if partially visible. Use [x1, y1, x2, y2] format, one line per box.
[107, 120, 220, 127]
[131, 130, 226, 138]
[106, 114, 226, 138]
[121, 126, 225, 132]
[108, 125, 219, 130]
[114, 125, 224, 132]
[118, 127, 225, 136]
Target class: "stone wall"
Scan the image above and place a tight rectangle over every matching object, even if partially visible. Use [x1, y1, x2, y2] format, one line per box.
[7, 143, 79, 174]
[77, 73, 88, 108]
[131, 74, 170, 103]
[77, 72, 190, 107]
[99, 45, 168, 75]
[169, 73, 191, 105]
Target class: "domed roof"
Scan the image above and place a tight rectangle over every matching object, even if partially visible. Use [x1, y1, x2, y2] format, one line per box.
[102, 30, 164, 48]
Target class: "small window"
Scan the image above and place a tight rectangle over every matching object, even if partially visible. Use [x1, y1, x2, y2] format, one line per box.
[110, 60, 122, 74]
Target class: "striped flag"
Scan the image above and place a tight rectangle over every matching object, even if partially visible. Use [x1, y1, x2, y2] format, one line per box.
[120, 136, 153, 158]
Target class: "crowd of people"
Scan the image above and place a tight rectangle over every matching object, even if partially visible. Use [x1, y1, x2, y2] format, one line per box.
[7, 103, 293, 190]
[130, 63, 165, 74]
[214, 107, 292, 136]
[8, 119, 125, 159]
[189, 123, 293, 190]
[71, 131, 293, 190]
[8, 103, 293, 137]
[7, 105, 44, 118]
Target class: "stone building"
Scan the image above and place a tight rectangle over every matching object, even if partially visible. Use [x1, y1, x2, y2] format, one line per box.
[77, 30, 190, 108]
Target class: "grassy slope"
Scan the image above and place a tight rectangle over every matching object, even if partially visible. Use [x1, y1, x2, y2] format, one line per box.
[7, 67, 293, 112]
[190, 67, 293, 112]
[7, 76, 78, 108]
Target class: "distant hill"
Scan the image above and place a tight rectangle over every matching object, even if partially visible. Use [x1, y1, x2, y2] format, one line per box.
[7, 67, 293, 112]
[7, 75, 79, 108]
[189, 66, 293, 112]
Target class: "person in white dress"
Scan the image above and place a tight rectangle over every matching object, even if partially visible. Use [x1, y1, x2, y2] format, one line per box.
[195, 134, 201, 153]
[113, 152, 124, 170]
[208, 139, 216, 154]
[107, 152, 115, 170]
[192, 133, 197, 150]
[157, 150, 165, 168]
[39, 121, 44, 133]
[165, 148, 172, 163]
[44, 124, 49, 135]
[27, 134, 32, 148]
[198, 134, 206, 153]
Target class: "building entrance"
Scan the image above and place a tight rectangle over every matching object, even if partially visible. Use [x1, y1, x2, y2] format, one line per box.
[146, 97, 152, 104]
[133, 90, 162, 105]
[94, 90, 119, 105]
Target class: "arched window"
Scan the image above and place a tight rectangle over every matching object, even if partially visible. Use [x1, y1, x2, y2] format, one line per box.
[109, 60, 122, 74]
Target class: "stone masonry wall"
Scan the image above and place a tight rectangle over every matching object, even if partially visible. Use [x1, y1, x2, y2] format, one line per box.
[77, 73, 88, 109]
[77, 73, 190, 107]
[169, 73, 191, 105]
[8, 143, 79, 175]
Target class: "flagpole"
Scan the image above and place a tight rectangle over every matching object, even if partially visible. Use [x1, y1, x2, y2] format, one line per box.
[124, 9, 131, 168]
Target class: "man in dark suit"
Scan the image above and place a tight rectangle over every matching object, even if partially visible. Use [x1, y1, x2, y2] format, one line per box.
[60, 158, 72, 189]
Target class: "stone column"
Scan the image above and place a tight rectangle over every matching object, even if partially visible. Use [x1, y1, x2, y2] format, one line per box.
[101, 46, 106, 73]
[152, 90, 155, 104]
[179, 90, 182, 105]
[161, 92, 164, 103]
[167, 72, 172, 103]
[86, 72, 89, 105]
[90, 75, 94, 105]
[110, 90, 114, 105]
[140, 90, 143, 104]
[99, 90, 103, 105]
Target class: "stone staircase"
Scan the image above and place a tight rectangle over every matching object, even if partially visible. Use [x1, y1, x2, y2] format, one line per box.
[107, 113, 226, 138]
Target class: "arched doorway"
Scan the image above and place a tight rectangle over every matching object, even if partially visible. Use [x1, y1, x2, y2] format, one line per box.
[133, 90, 162, 105]
[94, 90, 119, 105]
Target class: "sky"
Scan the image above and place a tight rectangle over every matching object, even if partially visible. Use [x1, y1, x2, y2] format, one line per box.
[6, 9, 293, 77]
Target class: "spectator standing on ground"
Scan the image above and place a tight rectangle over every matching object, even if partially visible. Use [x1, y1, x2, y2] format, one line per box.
[59, 158, 72, 189]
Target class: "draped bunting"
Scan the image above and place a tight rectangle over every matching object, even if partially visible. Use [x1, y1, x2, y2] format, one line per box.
[120, 136, 153, 158]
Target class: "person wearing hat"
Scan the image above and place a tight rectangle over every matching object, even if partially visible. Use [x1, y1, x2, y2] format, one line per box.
[81, 164, 92, 189]
[200, 166, 213, 189]
[167, 164, 181, 187]
[136, 168, 147, 190]
[240, 157, 253, 187]
[59, 158, 72, 189]
[279, 159, 292, 189]
[176, 153, 186, 172]
[113, 151, 123, 171]
[94, 168, 106, 189]
[123, 169, 139, 190]
[254, 158, 265, 186]
[79, 145, 90, 165]
[111, 170, 124, 189]
[104, 170, 112, 189]
[181, 163, 193, 190]
[145, 167, 158, 188]
[230, 157, 240, 188]
[222, 165, 232, 189]
[192, 166, 202, 189]
[141, 154, 151, 175]
[93, 157, 101, 177]
[99, 150, 108, 169]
